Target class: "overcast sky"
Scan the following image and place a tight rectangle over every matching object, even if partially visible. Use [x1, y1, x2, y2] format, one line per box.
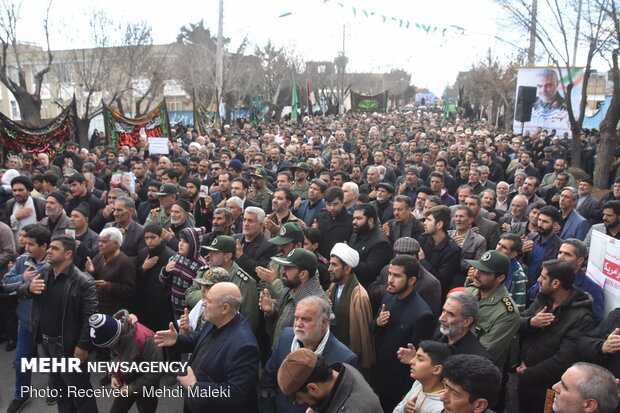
[13, 0, 583, 94]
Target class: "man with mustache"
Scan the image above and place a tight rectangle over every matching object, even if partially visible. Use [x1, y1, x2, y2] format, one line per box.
[395, 291, 490, 377]
[259, 248, 327, 348]
[464, 250, 520, 371]
[259, 296, 356, 413]
[523, 206, 564, 292]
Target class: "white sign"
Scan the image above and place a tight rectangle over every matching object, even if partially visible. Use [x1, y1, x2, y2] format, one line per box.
[586, 230, 620, 314]
[148, 137, 169, 154]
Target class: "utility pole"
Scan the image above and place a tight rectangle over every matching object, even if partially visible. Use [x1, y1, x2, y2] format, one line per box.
[334, 25, 348, 115]
[215, 0, 224, 125]
[528, 0, 538, 65]
[572, 0, 583, 66]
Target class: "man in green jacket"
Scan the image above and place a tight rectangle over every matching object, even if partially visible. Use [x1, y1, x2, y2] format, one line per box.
[203, 235, 259, 333]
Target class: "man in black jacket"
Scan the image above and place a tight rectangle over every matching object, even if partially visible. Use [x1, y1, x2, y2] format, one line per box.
[234, 207, 278, 280]
[18, 234, 99, 413]
[316, 186, 352, 258]
[419, 205, 462, 298]
[348, 204, 391, 288]
[517, 259, 595, 413]
[66, 173, 103, 221]
[372, 255, 435, 412]
[578, 307, 620, 381]
[135, 222, 175, 333]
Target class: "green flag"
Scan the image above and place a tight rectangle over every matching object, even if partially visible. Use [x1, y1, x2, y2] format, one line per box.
[443, 87, 449, 120]
[291, 70, 298, 121]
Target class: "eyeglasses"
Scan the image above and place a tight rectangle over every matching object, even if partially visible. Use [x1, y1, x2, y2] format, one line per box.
[211, 167, 221, 171]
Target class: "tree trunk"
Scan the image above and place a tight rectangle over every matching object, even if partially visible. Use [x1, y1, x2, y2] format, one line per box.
[594, 49, 620, 189]
[77, 117, 91, 148]
[571, 124, 583, 169]
[13, 90, 43, 128]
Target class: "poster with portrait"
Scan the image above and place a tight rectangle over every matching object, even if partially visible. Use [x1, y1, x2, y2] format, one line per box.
[512, 67, 584, 137]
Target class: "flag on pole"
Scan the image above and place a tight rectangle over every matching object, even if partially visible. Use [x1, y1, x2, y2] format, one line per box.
[306, 79, 314, 116]
[443, 87, 449, 120]
[291, 70, 298, 121]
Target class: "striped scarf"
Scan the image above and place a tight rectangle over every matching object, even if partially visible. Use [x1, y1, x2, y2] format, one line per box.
[162, 227, 208, 313]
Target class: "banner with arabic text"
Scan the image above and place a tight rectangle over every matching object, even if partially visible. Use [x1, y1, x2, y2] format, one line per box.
[0, 99, 77, 158]
[586, 230, 620, 314]
[350, 91, 388, 112]
[104, 100, 171, 147]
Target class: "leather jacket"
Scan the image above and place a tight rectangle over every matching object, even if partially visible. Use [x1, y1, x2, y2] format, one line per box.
[18, 263, 98, 356]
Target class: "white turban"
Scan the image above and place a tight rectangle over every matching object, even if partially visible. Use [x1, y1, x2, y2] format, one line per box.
[330, 243, 359, 268]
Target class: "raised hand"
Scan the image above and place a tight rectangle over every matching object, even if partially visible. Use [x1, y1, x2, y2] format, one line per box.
[165, 259, 177, 273]
[28, 274, 45, 295]
[404, 395, 419, 413]
[382, 222, 390, 237]
[15, 207, 34, 220]
[235, 239, 244, 259]
[376, 304, 390, 327]
[179, 308, 191, 335]
[256, 264, 278, 284]
[154, 322, 179, 347]
[602, 328, 620, 354]
[397, 343, 417, 365]
[23, 266, 38, 282]
[466, 266, 476, 283]
[142, 255, 159, 271]
[530, 306, 555, 328]
[85, 257, 95, 273]
[259, 288, 276, 316]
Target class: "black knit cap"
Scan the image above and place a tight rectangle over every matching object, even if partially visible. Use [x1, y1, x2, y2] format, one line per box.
[174, 199, 191, 212]
[73, 202, 90, 219]
[48, 191, 66, 205]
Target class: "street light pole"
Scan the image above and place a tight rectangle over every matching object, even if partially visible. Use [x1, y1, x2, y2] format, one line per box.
[215, 0, 224, 126]
[334, 25, 347, 116]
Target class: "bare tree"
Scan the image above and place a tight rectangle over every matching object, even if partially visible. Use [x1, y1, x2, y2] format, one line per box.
[455, 50, 520, 127]
[593, 0, 620, 188]
[175, 21, 221, 114]
[495, 0, 608, 169]
[0, 0, 53, 127]
[111, 21, 171, 117]
[49, 12, 169, 145]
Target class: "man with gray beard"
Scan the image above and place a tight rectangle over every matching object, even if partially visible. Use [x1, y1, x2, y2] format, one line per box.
[259, 296, 357, 413]
[398, 291, 490, 364]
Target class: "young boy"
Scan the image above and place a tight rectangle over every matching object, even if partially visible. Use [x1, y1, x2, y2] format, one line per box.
[393, 340, 454, 413]
[89, 309, 164, 413]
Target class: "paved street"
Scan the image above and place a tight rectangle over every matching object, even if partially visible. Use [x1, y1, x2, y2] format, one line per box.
[0, 344, 184, 413]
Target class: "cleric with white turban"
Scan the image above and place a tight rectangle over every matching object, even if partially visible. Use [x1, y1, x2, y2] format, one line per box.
[330, 243, 359, 268]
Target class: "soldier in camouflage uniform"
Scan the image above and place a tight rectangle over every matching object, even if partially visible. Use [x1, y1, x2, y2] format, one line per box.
[465, 250, 520, 370]
[203, 235, 259, 333]
[290, 162, 311, 200]
[249, 165, 274, 213]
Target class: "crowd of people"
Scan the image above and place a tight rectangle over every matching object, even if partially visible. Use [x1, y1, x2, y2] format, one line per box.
[0, 108, 618, 413]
